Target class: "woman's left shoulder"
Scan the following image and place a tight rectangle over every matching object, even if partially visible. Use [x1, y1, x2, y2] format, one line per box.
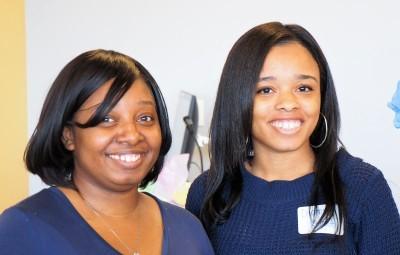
[156, 199, 215, 255]
[336, 148, 385, 186]
[157, 199, 204, 228]
[336, 149, 400, 219]
[144, 192, 207, 233]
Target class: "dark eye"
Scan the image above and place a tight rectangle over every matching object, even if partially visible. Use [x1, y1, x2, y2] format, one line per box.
[100, 115, 116, 124]
[298, 85, 313, 92]
[257, 87, 273, 94]
[141, 116, 153, 121]
[97, 115, 116, 128]
[102, 115, 115, 123]
[138, 115, 155, 125]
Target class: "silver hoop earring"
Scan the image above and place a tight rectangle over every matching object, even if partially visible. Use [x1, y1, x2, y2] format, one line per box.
[311, 113, 328, 149]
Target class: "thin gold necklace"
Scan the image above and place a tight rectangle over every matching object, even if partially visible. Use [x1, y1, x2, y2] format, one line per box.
[80, 194, 140, 255]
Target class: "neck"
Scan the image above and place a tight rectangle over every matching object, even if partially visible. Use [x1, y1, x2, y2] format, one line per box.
[248, 145, 315, 181]
[73, 179, 141, 217]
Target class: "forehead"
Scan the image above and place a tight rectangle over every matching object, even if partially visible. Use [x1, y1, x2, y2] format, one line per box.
[124, 79, 155, 102]
[79, 78, 155, 110]
[261, 42, 319, 78]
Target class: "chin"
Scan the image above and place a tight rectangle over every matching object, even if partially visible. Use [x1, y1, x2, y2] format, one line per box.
[270, 141, 308, 153]
[107, 181, 140, 192]
[273, 146, 301, 153]
[109, 174, 143, 187]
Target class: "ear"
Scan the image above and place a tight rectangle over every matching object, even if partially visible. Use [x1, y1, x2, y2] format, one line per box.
[62, 126, 75, 151]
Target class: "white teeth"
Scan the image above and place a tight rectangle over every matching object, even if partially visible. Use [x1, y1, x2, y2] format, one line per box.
[108, 154, 140, 163]
[271, 120, 301, 130]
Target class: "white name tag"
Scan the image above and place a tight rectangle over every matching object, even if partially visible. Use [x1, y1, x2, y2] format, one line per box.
[297, 204, 344, 235]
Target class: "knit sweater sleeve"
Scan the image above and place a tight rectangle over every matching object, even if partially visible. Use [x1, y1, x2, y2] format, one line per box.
[356, 170, 400, 254]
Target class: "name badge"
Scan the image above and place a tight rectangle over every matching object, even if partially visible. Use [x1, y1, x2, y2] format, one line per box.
[297, 204, 344, 235]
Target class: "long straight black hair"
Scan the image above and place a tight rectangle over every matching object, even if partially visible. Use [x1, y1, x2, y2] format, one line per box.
[201, 22, 345, 235]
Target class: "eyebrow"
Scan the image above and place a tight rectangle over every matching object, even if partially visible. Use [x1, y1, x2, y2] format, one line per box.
[77, 99, 156, 113]
[77, 103, 101, 112]
[296, 74, 318, 82]
[258, 76, 275, 82]
[259, 74, 318, 83]
[137, 100, 156, 106]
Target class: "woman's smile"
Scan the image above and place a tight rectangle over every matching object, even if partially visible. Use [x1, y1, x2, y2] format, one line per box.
[270, 119, 302, 134]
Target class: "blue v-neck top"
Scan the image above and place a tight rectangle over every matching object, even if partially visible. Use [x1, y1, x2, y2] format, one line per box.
[0, 187, 214, 255]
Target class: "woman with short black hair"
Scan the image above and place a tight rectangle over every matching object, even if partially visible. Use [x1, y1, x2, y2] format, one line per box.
[0, 49, 214, 255]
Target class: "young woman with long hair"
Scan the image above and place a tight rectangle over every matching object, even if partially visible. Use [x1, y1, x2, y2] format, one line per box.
[186, 22, 400, 254]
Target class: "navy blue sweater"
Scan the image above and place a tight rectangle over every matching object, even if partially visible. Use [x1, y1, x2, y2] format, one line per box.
[186, 150, 400, 254]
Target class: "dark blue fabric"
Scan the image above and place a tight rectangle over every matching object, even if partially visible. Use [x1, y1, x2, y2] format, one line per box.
[0, 187, 214, 255]
[186, 149, 400, 254]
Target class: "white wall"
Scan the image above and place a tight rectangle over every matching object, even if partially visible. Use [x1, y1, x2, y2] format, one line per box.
[26, 0, 400, 202]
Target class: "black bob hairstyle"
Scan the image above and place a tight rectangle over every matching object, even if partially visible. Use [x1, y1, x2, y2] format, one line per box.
[202, 22, 345, 234]
[25, 49, 172, 189]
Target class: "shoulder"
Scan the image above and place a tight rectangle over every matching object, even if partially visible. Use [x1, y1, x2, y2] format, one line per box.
[0, 205, 31, 229]
[0, 207, 34, 253]
[336, 149, 399, 216]
[156, 198, 214, 255]
[185, 171, 209, 217]
[336, 151, 400, 252]
[189, 171, 209, 193]
[0, 189, 56, 253]
[158, 198, 205, 231]
[0, 188, 57, 220]
[144, 191, 206, 232]
[0, 187, 72, 236]
[336, 148, 385, 187]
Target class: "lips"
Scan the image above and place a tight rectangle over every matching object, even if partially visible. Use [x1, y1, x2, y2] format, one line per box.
[107, 153, 141, 163]
[270, 119, 302, 134]
[106, 152, 144, 169]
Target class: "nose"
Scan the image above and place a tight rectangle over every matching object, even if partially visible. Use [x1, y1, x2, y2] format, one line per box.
[275, 91, 299, 112]
[115, 122, 144, 145]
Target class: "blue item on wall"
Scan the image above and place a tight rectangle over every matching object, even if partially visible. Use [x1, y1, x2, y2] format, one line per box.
[388, 81, 400, 128]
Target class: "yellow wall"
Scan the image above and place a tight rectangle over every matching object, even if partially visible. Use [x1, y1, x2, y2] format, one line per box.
[0, 0, 28, 212]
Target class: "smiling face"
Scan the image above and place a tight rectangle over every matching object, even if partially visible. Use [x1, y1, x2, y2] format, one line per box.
[251, 42, 321, 155]
[63, 78, 162, 192]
